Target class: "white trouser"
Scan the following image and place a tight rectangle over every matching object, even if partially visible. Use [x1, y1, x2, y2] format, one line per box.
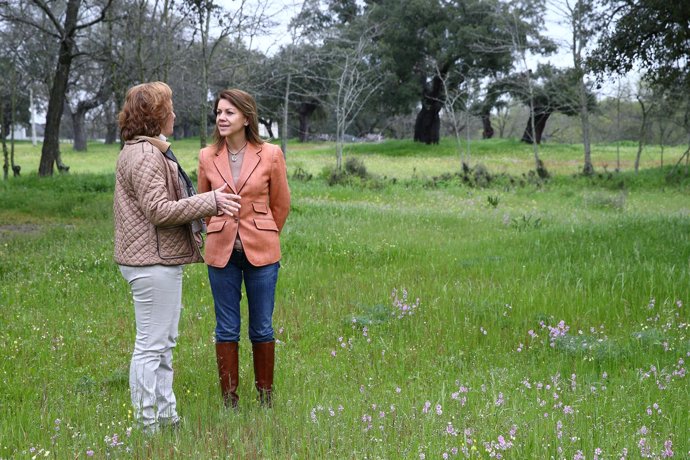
[119, 264, 183, 429]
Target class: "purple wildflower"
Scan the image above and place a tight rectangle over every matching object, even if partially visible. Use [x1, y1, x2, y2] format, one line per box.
[495, 392, 504, 406]
[422, 401, 431, 414]
[662, 440, 673, 458]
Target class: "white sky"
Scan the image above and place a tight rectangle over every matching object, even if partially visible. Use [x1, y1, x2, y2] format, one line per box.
[228, 0, 577, 68]
[215, 0, 629, 101]
[218, 0, 303, 55]
[539, 1, 573, 67]
[28, 0, 615, 125]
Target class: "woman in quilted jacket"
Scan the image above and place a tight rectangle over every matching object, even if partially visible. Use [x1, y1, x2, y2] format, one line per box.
[114, 81, 240, 433]
[198, 89, 290, 408]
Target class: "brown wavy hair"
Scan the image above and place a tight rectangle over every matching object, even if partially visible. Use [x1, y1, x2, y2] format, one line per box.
[211, 88, 264, 154]
[118, 82, 172, 141]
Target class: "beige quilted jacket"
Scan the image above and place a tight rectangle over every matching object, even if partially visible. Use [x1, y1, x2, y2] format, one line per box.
[114, 136, 217, 266]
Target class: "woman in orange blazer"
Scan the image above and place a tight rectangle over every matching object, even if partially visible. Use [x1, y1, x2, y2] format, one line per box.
[197, 89, 290, 408]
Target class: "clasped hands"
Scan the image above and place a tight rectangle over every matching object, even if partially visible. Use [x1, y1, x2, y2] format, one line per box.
[214, 183, 241, 217]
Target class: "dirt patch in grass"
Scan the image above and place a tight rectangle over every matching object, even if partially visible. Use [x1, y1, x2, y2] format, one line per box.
[0, 224, 44, 240]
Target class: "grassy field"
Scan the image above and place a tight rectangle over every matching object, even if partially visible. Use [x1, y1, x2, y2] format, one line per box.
[1, 138, 689, 459]
[6, 136, 685, 179]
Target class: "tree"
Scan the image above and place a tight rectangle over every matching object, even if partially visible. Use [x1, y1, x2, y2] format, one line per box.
[498, 1, 556, 177]
[591, 1, 690, 168]
[650, 82, 690, 168]
[513, 65, 595, 146]
[590, 0, 690, 91]
[252, 50, 298, 150]
[556, 0, 600, 175]
[283, 1, 351, 144]
[184, 0, 234, 147]
[97, 0, 232, 144]
[274, 0, 314, 154]
[282, 45, 332, 143]
[633, 80, 653, 173]
[182, 0, 271, 147]
[472, 0, 556, 147]
[327, 23, 385, 170]
[611, 77, 631, 171]
[104, 0, 189, 142]
[438, 64, 485, 168]
[2, 0, 114, 176]
[366, 0, 544, 144]
[0, 57, 27, 179]
[65, 58, 112, 151]
[0, 5, 43, 178]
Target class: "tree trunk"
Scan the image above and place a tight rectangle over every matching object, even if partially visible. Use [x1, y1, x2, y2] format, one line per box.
[1, 99, 7, 180]
[481, 114, 494, 139]
[414, 74, 444, 144]
[335, 117, 344, 171]
[10, 84, 17, 177]
[635, 131, 645, 173]
[659, 126, 666, 169]
[521, 110, 551, 144]
[259, 118, 275, 139]
[6, 69, 21, 178]
[30, 88, 37, 146]
[298, 111, 309, 142]
[198, 6, 211, 149]
[634, 96, 650, 173]
[579, 80, 594, 175]
[413, 106, 441, 144]
[72, 110, 87, 151]
[199, 101, 208, 147]
[105, 100, 118, 144]
[69, 80, 111, 152]
[105, 123, 117, 144]
[40, 66, 71, 174]
[281, 72, 291, 156]
[39, 0, 81, 176]
[297, 101, 317, 142]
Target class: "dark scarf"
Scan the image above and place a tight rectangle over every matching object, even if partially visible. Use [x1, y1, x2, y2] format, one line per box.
[163, 148, 206, 234]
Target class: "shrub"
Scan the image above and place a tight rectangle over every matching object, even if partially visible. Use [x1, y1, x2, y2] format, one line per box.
[292, 166, 313, 182]
[323, 157, 386, 189]
[344, 157, 368, 178]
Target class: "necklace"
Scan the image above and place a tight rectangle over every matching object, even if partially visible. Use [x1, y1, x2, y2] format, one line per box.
[229, 142, 247, 162]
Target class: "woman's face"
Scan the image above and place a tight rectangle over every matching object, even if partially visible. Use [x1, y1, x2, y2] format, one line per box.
[215, 98, 248, 140]
[161, 102, 175, 137]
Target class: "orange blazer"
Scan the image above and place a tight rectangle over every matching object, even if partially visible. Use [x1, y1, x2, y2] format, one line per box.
[197, 142, 290, 268]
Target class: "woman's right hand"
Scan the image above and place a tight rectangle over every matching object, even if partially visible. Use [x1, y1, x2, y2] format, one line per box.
[214, 183, 241, 217]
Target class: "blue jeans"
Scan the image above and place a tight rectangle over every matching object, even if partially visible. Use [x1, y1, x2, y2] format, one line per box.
[208, 250, 280, 343]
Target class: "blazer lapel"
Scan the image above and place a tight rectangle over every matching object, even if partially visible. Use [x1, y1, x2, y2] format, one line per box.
[235, 143, 261, 193]
[213, 144, 238, 193]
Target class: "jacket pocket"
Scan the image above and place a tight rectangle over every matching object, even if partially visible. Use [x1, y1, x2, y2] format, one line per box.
[254, 218, 279, 232]
[207, 220, 227, 233]
[252, 202, 269, 214]
[157, 225, 193, 259]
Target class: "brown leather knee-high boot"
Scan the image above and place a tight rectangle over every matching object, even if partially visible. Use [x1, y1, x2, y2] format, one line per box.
[252, 341, 274, 407]
[215, 342, 239, 408]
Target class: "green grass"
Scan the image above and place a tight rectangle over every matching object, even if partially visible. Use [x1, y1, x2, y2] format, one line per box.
[8, 136, 685, 180]
[1, 138, 689, 458]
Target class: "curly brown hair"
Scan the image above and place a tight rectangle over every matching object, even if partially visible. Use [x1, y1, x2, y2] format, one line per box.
[211, 89, 264, 154]
[118, 82, 173, 141]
